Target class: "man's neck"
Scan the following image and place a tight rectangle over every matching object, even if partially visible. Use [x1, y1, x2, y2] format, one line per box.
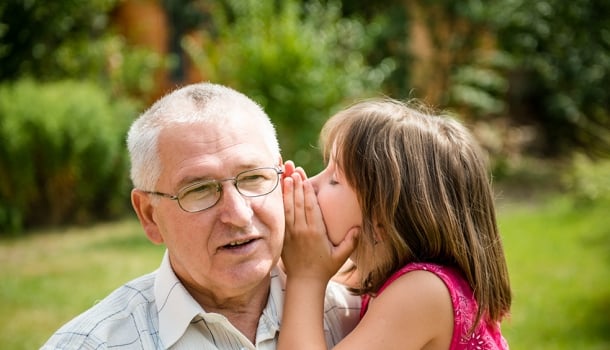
[209, 304, 266, 343]
[190, 281, 271, 343]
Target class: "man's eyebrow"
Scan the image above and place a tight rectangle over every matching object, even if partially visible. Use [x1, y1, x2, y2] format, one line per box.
[174, 164, 268, 190]
[175, 176, 214, 191]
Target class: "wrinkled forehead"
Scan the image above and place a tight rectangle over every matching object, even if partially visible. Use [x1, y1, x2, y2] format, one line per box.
[156, 121, 278, 184]
[155, 96, 279, 160]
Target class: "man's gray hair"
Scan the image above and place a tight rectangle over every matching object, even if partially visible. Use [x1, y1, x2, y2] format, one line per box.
[127, 82, 280, 190]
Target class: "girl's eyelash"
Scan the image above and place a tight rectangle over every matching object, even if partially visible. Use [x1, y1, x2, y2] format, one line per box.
[329, 179, 339, 185]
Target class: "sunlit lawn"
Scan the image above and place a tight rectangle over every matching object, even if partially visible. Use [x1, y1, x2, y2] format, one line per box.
[497, 194, 610, 349]
[1, 194, 609, 349]
[0, 217, 165, 350]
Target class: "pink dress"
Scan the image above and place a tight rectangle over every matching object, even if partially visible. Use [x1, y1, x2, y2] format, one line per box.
[361, 262, 509, 349]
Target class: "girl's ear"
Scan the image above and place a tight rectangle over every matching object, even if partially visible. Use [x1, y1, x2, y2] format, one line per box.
[373, 220, 385, 244]
[131, 189, 164, 245]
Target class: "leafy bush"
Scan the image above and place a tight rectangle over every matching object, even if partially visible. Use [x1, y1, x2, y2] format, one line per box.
[488, 0, 610, 156]
[563, 153, 610, 205]
[0, 79, 137, 233]
[185, 0, 395, 172]
[399, 0, 609, 158]
[0, 0, 117, 81]
[0, 0, 165, 102]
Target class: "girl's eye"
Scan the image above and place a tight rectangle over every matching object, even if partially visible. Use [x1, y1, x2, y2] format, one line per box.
[329, 178, 339, 185]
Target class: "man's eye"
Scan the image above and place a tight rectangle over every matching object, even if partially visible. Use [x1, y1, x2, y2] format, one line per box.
[240, 174, 266, 183]
[182, 183, 217, 199]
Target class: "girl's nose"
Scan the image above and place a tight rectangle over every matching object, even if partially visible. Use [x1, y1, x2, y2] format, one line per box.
[308, 173, 321, 194]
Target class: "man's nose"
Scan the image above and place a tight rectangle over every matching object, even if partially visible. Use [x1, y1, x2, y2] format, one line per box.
[216, 182, 253, 226]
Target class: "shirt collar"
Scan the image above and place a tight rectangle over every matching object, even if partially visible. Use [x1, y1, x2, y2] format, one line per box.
[255, 267, 284, 343]
[155, 250, 203, 348]
[154, 250, 285, 348]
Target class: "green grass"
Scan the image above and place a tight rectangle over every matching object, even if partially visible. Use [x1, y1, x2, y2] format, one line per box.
[497, 194, 610, 349]
[1, 195, 609, 349]
[0, 218, 165, 349]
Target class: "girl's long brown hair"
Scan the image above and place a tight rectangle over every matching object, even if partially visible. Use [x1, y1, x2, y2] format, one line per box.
[320, 98, 511, 328]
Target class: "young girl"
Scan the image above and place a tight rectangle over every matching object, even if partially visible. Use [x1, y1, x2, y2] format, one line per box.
[279, 98, 511, 350]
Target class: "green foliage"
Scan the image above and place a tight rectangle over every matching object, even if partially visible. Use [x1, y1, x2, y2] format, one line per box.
[398, 1, 513, 118]
[0, 79, 137, 233]
[0, 0, 117, 81]
[0, 0, 165, 100]
[403, 0, 609, 158]
[105, 36, 168, 99]
[448, 52, 508, 117]
[186, 0, 395, 171]
[338, 0, 412, 98]
[449, 51, 514, 116]
[0, 0, 162, 232]
[488, 0, 610, 156]
[563, 153, 610, 204]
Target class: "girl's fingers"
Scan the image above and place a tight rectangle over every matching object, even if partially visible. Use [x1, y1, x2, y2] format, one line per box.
[294, 166, 308, 181]
[290, 173, 306, 230]
[303, 179, 324, 232]
[283, 176, 295, 227]
[282, 160, 296, 179]
[282, 160, 308, 181]
[333, 226, 359, 264]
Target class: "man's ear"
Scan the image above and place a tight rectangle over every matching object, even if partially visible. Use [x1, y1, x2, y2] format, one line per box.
[131, 189, 164, 245]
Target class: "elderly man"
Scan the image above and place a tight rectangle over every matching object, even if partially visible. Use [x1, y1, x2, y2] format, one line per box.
[42, 83, 359, 349]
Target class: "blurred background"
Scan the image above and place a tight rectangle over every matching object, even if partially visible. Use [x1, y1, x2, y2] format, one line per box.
[0, 0, 609, 349]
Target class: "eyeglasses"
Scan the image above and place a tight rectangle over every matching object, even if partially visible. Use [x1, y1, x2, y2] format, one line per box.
[143, 167, 284, 213]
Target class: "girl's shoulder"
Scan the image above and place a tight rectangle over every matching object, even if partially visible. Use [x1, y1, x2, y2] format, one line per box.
[353, 264, 454, 350]
[361, 262, 463, 315]
[374, 262, 508, 350]
[382, 262, 471, 296]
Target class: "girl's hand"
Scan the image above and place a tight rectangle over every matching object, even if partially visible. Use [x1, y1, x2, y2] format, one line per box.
[282, 171, 358, 282]
[282, 160, 307, 181]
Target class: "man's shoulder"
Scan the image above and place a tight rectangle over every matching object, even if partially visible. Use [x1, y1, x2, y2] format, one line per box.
[41, 272, 161, 349]
[322, 280, 361, 343]
[324, 280, 361, 309]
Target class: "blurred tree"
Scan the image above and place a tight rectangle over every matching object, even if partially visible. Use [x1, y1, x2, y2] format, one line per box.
[0, 79, 136, 233]
[0, 0, 116, 81]
[161, 0, 210, 83]
[336, 0, 609, 159]
[489, 0, 610, 157]
[185, 0, 395, 172]
[336, 0, 412, 98]
[0, 0, 165, 101]
[0, 0, 158, 232]
[405, 1, 510, 116]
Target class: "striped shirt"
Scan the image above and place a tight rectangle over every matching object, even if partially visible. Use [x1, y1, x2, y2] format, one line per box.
[41, 251, 360, 349]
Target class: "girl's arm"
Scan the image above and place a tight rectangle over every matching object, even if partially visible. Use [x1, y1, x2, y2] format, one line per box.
[278, 164, 454, 350]
[332, 270, 455, 350]
[278, 169, 357, 350]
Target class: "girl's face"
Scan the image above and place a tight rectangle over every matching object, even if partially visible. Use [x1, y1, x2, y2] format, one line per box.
[309, 153, 362, 245]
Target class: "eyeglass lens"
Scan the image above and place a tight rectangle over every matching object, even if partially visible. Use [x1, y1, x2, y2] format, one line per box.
[177, 167, 280, 212]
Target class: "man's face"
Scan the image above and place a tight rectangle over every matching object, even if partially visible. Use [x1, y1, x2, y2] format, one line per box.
[146, 114, 284, 302]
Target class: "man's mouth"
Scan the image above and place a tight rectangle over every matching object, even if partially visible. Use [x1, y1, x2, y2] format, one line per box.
[223, 238, 256, 249]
